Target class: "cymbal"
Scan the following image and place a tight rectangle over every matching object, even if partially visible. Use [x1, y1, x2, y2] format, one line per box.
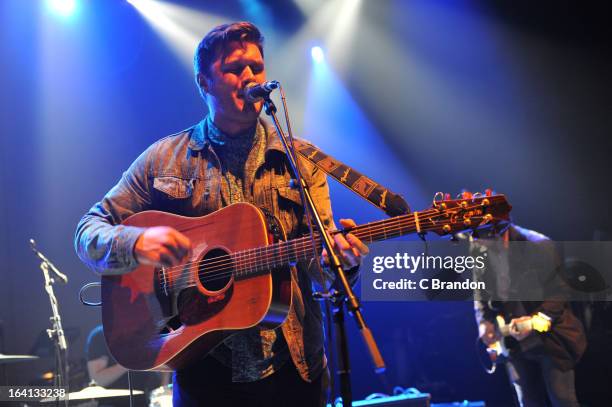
[0, 353, 39, 363]
[41, 385, 144, 402]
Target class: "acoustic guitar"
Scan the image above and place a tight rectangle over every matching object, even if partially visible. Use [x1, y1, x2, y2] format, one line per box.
[102, 193, 511, 371]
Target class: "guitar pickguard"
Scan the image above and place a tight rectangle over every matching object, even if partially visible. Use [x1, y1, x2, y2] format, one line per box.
[153, 253, 236, 332]
[177, 285, 234, 326]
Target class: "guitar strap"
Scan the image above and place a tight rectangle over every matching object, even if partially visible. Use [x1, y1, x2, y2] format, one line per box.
[293, 139, 411, 217]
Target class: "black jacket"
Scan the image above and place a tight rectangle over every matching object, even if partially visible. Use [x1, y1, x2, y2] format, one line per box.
[473, 224, 587, 371]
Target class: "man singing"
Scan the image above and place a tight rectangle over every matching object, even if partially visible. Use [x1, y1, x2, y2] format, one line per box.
[75, 22, 367, 406]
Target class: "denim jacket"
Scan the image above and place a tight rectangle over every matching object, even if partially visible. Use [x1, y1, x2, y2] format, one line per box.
[75, 117, 342, 382]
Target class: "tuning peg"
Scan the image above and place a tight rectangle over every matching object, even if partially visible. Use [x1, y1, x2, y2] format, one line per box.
[444, 193, 451, 200]
[433, 192, 445, 208]
[485, 188, 493, 197]
[461, 191, 473, 199]
[479, 214, 493, 226]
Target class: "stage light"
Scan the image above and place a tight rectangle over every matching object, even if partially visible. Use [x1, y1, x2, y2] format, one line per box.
[311, 46, 324, 63]
[46, 0, 77, 18]
[127, 0, 226, 71]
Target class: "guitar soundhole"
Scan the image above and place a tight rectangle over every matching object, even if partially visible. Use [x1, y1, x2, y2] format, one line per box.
[199, 248, 233, 292]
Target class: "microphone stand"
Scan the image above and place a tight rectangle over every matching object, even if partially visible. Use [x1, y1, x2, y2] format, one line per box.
[262, 92, 385, 406]
[31, 241, 69, 407]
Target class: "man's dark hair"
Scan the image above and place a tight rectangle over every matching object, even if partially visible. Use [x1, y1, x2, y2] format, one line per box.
[194, 21, 264, 79]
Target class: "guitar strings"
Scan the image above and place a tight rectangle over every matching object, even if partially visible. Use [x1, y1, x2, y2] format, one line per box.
[158, 201, 500, 289]
[159, 215, 425, 290]
[160, 207, 437, 281]
[161, 219, 489, 291]
[165, 219, 474, 290]
[159, 201, 502, 290]
[174, 195, 504, 278]
[162, 198, 500, 279]
[160, 206, 440, 276]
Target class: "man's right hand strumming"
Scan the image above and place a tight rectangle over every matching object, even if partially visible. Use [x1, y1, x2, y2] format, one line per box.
[134, 226, 192, 267]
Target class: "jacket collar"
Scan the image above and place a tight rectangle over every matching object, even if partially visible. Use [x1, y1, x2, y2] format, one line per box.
[188, 116, 286, 154]
[187, 118, 207, 151]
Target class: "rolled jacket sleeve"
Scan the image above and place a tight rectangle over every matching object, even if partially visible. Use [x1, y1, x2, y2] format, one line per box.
[74, 145, 154, 275]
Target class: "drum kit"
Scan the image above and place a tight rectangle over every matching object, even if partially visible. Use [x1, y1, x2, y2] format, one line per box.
[1, 242, 174, 405]
[0, 354, 39, 363]
[39, 385, 145, 403]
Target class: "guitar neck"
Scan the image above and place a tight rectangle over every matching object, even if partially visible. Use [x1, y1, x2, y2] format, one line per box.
[344, 208, 440, 243]
[232, 194, 509, 278]
[233, 210, 437, 278]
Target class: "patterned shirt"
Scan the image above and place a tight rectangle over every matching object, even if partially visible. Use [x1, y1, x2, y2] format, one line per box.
[205, 117, 291, 382]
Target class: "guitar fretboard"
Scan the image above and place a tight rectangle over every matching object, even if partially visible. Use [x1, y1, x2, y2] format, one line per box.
[230, 207, 445, 278]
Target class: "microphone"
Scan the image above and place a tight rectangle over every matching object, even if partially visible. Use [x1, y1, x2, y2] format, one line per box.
[243, 80, 280, 103]
[30, 239, 68, 284]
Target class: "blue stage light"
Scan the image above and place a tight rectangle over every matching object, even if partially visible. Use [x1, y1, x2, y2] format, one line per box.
[46, 0, 77, 18]
[311, 46, 325, 63]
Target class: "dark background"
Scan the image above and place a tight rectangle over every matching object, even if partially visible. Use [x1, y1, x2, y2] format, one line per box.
[0, 1, 610, 405]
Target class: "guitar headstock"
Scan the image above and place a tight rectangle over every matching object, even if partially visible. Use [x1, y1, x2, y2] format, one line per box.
[426, 190, 512, 236]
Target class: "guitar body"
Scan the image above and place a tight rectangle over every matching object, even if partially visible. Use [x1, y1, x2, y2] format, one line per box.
[101, 203, 292, 371]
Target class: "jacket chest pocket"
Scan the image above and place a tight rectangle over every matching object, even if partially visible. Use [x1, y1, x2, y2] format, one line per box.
[153, 176, 194, 198]
[152, 175, 198, 215]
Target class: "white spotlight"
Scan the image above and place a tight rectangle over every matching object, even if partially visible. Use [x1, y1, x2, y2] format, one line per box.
[311, 46, 325, 63]
[47, 0, 77, 18]
[127, 0, 225, 71]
